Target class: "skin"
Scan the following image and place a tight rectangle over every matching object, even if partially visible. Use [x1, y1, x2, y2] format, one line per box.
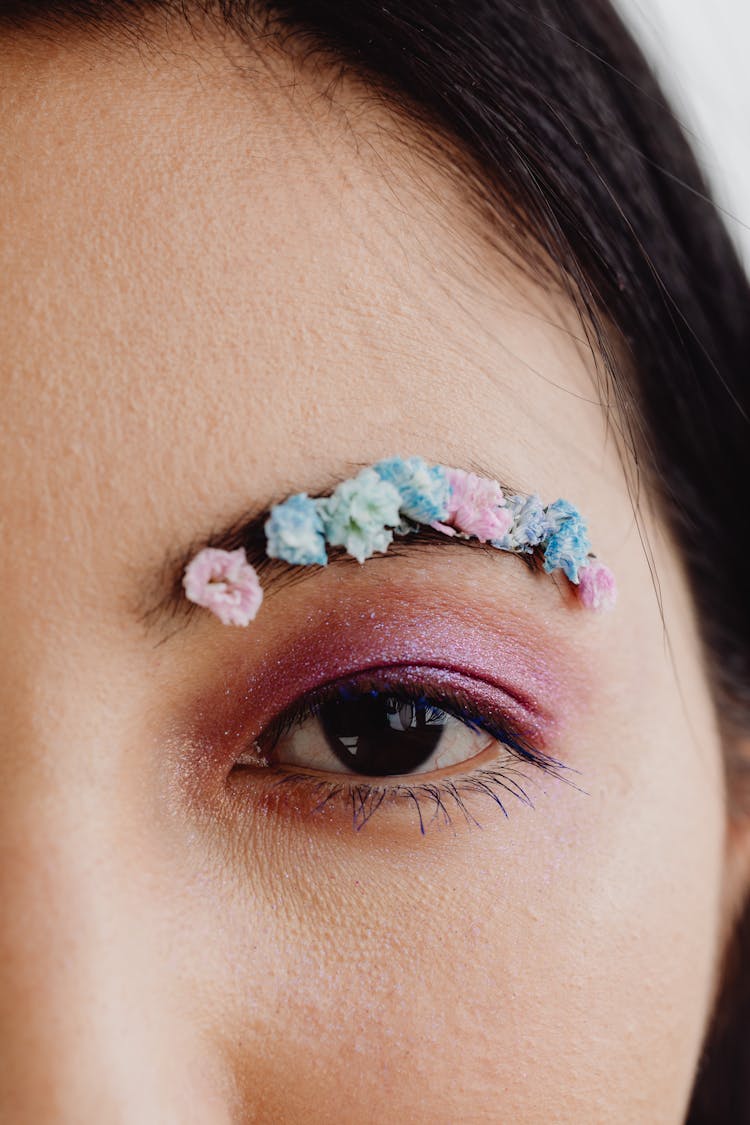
[1, 14, 749, 1124]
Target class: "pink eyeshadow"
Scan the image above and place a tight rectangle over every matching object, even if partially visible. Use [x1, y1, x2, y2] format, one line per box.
[190, 591, 589, 760]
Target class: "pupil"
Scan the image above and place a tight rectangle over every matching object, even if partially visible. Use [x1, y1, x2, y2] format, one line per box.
[319, 693, 447, 776]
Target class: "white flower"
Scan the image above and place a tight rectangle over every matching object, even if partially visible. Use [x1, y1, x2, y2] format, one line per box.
[319, 467, 402, 563]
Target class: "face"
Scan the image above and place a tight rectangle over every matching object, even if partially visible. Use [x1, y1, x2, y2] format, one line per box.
[0, 17, 743, 1122]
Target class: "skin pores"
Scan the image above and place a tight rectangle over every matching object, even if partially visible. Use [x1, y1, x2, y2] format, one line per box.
[0, 16, 741, 1123]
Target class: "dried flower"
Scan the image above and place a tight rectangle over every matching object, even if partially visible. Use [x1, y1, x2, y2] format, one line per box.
[374, 456, 451, 524]
[577, 560, 617, 611]
[265, 492, 328, 566]
[492, 493, 548, 552]
[318, 467, 402, 563]
[444, 468, 513, 542]
[182, 546, 263, 626]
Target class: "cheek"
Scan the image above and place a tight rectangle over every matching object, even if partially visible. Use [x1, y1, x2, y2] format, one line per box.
[174, 699, 724, 1124]
[487, 731, 725, 1122]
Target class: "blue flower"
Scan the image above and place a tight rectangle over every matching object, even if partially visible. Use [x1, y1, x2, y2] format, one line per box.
[543, 498, 580, 533]
[373, 456, 450, 524]
[491, 493, 549, 552]
[264, 492, 328, 566]
[541, 499, 591, 582]
[319, 467, 402, 563]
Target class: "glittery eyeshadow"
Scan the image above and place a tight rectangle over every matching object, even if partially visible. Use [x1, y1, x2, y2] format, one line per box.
[185, 589, 589, 766]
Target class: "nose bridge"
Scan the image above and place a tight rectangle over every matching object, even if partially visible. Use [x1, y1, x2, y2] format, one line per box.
[0, 675, 225, 1122]
[0, 731, 154, 1119]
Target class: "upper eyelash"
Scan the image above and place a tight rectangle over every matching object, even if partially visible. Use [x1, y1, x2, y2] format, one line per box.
[257, 680, 483, 750]
[255, 679, 473, 758]
[236, 672, 582, 834]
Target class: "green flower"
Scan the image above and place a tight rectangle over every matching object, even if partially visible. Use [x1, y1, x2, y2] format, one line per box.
[319, 468, 402, 563]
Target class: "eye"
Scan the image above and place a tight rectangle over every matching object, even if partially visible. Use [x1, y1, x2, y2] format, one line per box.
[242, 688, 495, 778]
[230, 667, 575, 832]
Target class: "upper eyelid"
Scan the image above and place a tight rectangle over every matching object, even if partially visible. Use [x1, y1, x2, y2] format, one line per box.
[253, 660, 542, 722]
[170, 585, 585, 767]
[261, 678, 497, 740]
[253, 668, 542, 764]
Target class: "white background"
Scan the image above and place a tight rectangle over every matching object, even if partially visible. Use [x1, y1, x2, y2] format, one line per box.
[616, 0, 750, 272]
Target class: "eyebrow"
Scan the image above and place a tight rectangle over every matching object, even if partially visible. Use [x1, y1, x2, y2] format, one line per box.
[136, 465, 534, 640]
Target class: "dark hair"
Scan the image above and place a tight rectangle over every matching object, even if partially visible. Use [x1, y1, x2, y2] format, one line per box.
[3, 0, 749, 1117]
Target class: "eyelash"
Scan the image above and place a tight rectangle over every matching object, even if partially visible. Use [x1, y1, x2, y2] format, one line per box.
[231, 672, 578, 834]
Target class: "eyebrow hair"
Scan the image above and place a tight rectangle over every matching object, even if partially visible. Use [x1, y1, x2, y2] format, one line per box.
[136, 464, 534, 641]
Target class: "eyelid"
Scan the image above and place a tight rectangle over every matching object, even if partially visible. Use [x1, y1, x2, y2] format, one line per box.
[249, 663, 545, 758]
[227, 667, 579, 834]
[175, 590, 590, 781]
[222, 620, 566, 742]
[250, 666, 528, 766]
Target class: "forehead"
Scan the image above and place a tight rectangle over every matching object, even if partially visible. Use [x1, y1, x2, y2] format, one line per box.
[0, 20, 629, 625]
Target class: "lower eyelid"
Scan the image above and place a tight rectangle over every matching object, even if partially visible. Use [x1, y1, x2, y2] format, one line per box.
[227, 741, 575, 835]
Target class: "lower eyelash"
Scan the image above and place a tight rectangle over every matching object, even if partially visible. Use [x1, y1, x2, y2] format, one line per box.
[247, 751, 581, 835]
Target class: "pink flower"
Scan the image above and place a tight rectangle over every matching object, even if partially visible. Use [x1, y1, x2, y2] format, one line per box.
[182, 546, 263, 626]
[577, 560, 617, 612]
[444, 468, 513, 542]
[430, 520, 457, 537]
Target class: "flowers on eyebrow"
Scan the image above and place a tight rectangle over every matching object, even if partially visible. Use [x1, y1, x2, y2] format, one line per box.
[318, 467, 402, 564]
[491, 493, 548, 553]
[441, 468, 513, 542]
[373, 456, 451, 524]
[182, 546, 263, 626]
[541, 498, 592, 583]
[265, 492, 328, 566]
[181, 456, 617, 624]
[577, 559, 617, 612]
